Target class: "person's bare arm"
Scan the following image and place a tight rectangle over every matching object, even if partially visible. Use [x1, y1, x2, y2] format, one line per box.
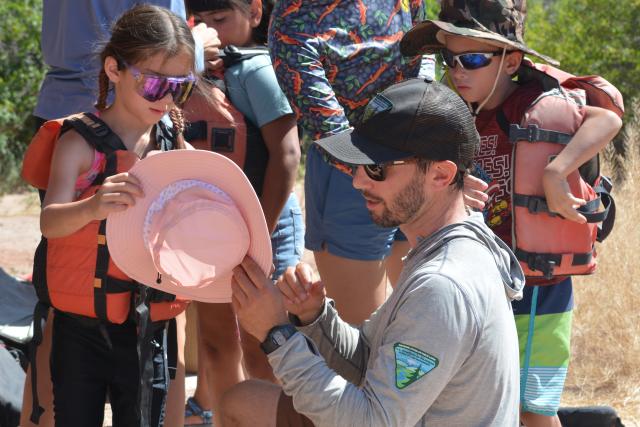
[41, 131, 142, 238]
[259, 114, 300, 233]
[542, 105, 622, 223]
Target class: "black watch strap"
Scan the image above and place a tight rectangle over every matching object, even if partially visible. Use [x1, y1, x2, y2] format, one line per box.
[260, 324, 298, 355]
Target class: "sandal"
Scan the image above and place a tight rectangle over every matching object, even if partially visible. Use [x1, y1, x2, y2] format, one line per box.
[184, 396, 214, 426]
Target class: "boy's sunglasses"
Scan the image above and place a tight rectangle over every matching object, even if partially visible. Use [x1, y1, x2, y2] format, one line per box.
[330, 157, 415, 181]
[126, 63, 196, 105]
[440, 49, 504, 70]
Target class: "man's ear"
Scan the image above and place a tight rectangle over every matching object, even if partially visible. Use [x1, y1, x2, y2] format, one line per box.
[429, 160, 459, 189]
[504, 50, 523, 75]
[249, 0, 263, 28]
[104, 56, 122, 83]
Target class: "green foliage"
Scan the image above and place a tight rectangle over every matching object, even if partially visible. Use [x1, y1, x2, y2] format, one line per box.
[526, 0, 639, 182]
[0, 0, 43, 193]
[526, 0, 640, 104]
[426, 0, 440, 19]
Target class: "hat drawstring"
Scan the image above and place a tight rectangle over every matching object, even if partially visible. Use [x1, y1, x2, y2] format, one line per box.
[473, 47, 508, 118]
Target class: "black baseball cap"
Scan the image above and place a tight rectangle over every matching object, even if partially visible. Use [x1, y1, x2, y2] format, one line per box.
[315, 78, 479, 171]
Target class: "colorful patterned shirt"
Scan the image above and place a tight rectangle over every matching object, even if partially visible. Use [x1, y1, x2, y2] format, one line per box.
[269, 0, 431, 141]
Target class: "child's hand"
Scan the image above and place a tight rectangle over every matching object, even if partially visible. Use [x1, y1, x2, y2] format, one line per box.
[463, 174, 489, 210]
[542, 168, 587, 224]
[90, 172, 144, 220]
[276, 263, 325, 326]
[192, 23, 222, 71]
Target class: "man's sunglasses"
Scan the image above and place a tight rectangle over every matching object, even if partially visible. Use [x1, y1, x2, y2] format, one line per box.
[126, 63, 196, 105]
[330, 157, 415, 181]
[440, 49, 505, 70]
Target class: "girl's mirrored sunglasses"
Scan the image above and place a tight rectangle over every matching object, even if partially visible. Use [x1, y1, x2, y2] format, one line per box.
[126, 63, 196, 105]
[440, 49, 504, 70]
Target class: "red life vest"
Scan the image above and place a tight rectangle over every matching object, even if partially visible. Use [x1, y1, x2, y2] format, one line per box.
[22, 113, 189, 323]
[499, 60, 624, 280]
[183, 46, 270, 195]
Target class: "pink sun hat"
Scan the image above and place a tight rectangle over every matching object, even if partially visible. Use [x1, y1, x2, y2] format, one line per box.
[106, 149, 272, 303]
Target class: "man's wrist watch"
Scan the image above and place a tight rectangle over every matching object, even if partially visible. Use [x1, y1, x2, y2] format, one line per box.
[260, 324, 298, 355]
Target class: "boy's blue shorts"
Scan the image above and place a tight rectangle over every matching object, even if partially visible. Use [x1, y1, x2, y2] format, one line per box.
[304, 145, 405, 261]
[271, 193, 305, 279]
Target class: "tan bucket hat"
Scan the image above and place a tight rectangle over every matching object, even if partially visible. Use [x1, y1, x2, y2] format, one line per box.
[400, 0, 558, 66]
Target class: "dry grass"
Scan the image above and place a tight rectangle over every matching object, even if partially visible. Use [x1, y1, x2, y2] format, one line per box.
[561, 103, 640, 426]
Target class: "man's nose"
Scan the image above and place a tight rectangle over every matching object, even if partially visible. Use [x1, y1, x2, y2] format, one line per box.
[352, 166, 370, 191]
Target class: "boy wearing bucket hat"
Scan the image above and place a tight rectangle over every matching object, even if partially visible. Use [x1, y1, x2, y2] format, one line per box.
[221, 78, 525, 426]
[400, 2, 623, 425]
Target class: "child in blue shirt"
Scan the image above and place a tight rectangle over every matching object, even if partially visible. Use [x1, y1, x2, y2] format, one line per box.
[184, 0, 303, 424]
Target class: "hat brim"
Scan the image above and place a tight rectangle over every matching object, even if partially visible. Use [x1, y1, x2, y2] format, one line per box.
[314, 129, 414, 166]
[400, 20, 559, 66]
[106, 150, 272, 303]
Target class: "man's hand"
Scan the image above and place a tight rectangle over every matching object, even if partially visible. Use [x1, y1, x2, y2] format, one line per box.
[276, 263, 326, 326]
[232, 256, 289, 342]
[191, 23, 223, 71]
[463, 174, 489, 210]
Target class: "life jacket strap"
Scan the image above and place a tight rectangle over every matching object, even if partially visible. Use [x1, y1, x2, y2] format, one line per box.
[28, 301, 49, 424]
[513, 193, 608, 223]
[515, 248, 594, 280]
[509, 123, 573, 145]
[595, 177, 616, 242]
[135, 287, 169, 426]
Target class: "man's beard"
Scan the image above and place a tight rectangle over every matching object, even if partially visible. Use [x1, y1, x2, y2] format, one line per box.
[365, 171, 425, 228]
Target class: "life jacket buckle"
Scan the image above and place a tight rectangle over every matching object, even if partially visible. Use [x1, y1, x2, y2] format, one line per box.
[510, 123, 542, 143]
[527, 254, 556, 279]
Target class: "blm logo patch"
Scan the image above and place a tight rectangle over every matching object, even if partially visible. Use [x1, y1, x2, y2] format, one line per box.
[394, 343, 438, 389]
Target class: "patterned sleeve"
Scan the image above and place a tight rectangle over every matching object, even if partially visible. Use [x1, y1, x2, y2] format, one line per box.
[268, 20, 351, 141]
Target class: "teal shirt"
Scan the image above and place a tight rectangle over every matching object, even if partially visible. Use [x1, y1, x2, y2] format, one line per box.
[225, 54, 293, 128]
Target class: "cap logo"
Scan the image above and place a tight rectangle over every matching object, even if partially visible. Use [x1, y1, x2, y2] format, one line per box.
[361, 94, 393, 123]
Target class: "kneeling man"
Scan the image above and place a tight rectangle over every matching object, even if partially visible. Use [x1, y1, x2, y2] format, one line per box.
[226, 78, 524, 426]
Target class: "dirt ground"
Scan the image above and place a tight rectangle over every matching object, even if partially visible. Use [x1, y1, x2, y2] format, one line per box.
[0, 192, 41, 278]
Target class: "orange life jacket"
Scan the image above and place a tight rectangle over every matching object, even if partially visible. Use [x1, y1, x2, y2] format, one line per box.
[22, 112, 189, 323]
[498, 60, 623, 280]
[22, 113, 189, 425]
[183, 46, 269, 195]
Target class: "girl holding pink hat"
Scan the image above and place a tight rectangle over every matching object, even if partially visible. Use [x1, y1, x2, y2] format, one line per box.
[33, 5, 198, 426]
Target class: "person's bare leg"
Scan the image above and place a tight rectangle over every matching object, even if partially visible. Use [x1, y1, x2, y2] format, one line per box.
[385, 240, 411, 289]
[314, 249, 387, 324]
[239, 328, 276, 382]
[520, 411, 562, 427]
[219, 380, 280, 427]
[163, 312, 186, 427]
[193, 302, 245, 426]
[20, 310, 54, 427]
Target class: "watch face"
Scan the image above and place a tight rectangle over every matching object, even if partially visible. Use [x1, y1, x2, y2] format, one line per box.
[274, 330, 287, 346]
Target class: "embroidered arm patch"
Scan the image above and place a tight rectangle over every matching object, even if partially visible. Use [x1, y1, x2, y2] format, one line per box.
[394, 343, 438, 389]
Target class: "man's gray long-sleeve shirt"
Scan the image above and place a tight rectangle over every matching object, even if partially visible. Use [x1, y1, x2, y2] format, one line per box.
[268, 213, 524, 426]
